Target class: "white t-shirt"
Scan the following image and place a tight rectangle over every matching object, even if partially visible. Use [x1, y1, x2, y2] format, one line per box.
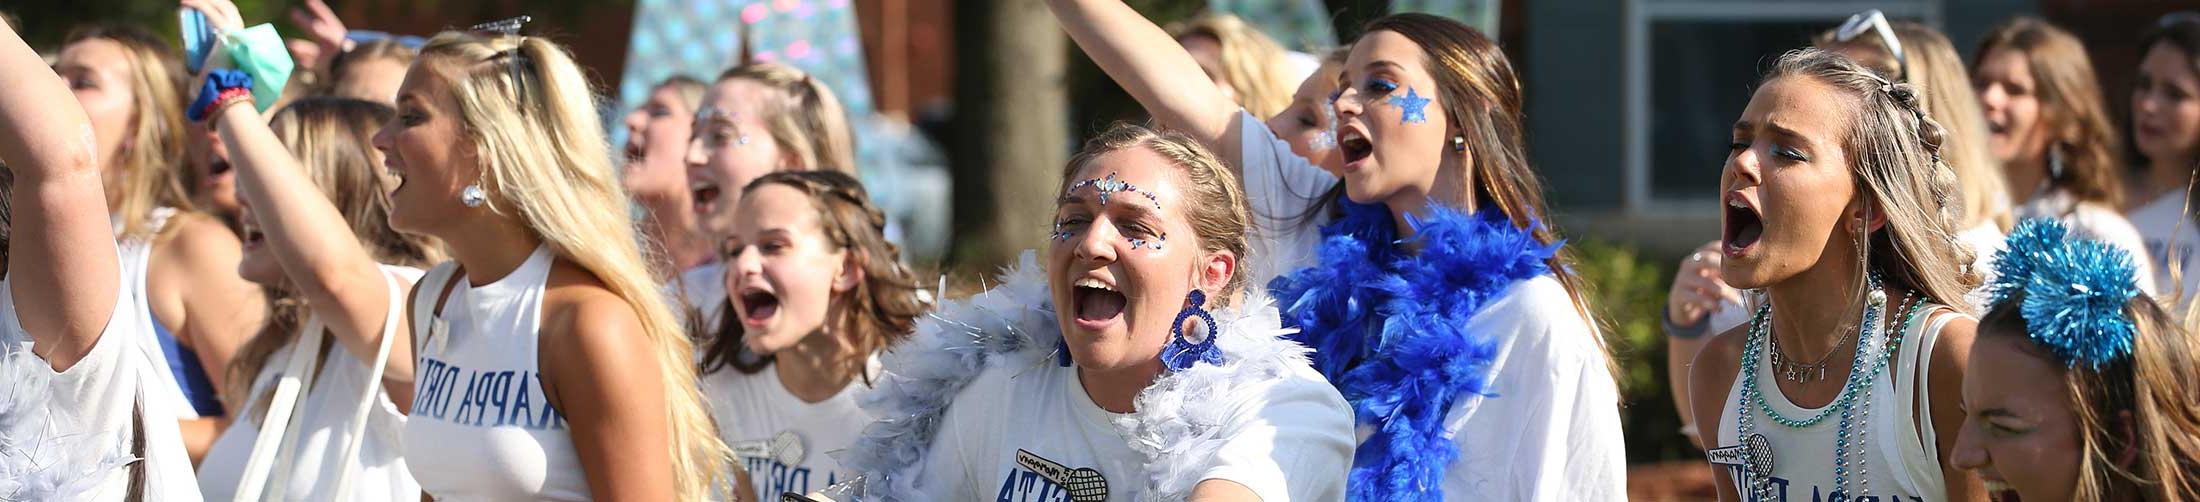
[1238, 111, 1629, 498]
[913, 361, 1353, 501]
[2128, 191, 2200, 302]
[1238, 111, 1340, 285]
[198, 266, 424, 501]
[681, 262, 728, 329]
[2016, 190, 2158, 294]
[0, 273, 203, 501]
[700, 362, 873, 500]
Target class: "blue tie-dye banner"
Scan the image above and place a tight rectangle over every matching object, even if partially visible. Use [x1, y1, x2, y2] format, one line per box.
[614, 0, 951, 260]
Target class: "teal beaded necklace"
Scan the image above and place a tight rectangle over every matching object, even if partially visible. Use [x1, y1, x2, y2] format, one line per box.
[1733, 273, 1927, 499]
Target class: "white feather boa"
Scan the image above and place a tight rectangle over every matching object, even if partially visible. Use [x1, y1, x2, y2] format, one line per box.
[838, 251, 1316, 501]
[0, 342, 136, 500]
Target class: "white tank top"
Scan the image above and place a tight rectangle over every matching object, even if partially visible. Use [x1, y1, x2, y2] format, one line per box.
[198, 265, 425, 501]
[1716, 304, 1957, 501]
[116, 207, 201, 421]
[403, 246, 591, 500]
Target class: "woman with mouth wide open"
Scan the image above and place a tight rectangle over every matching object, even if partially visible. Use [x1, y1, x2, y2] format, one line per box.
[373, 31, 729, 500]
[834, 123, 1354, 501]
[1046, 2, 1623, 498]
[1972, 17, 2156, 293]
[679, 62, 857, 329]
[1689, 48, 1987, 501]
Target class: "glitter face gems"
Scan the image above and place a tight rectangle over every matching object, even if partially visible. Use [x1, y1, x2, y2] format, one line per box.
[694, 106, 752, 146]
[1063, 172, 1161, 210]
[1054, 172, 1168, 251]
[1388, 86, 1431, 125]
[1309, 101, 1339, 152]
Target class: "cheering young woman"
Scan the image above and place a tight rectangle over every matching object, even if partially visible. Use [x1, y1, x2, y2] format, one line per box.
[1048, 2, 1623, 498]
[1690, 49, 1984, 501]
[375, 30, 729, 500]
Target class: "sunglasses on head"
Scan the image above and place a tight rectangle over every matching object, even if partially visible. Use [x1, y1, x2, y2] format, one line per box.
[1834, 9, 1909, 83]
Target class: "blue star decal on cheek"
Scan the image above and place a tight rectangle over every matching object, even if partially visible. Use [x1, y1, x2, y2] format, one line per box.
[1388, 86, 1431, 124]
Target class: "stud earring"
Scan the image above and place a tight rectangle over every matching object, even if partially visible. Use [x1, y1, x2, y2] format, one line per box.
[1452, 136, 1466, 153]
[461, 184, 487, 208]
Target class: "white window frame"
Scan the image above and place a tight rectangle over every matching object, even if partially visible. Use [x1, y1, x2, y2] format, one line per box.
[1621, 0, 1942, 214]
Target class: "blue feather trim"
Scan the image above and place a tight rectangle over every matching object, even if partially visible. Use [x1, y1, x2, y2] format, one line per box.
[1268, 200, 1558, 500]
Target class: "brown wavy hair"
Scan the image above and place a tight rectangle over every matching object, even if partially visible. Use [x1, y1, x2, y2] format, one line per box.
[1976, 17, 2127, 208]
[698, 170, 925, 383]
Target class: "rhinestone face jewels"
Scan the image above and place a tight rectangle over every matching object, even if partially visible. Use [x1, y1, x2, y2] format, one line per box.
[1052, 171, 1167, 251]
[694, 106, 751, 147]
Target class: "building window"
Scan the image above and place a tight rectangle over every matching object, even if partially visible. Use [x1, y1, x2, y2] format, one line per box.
[1623, 0, 1940, 211]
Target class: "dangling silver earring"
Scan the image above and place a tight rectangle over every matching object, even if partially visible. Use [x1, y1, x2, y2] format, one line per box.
[461, 184, 487, 208]
[1452, 136, 1466, 153]
[2048, 144, 2068, 182]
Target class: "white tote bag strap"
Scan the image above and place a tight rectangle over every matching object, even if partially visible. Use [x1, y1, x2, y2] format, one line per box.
[327, 269, 406, 499]
[236, 317, 330, 501]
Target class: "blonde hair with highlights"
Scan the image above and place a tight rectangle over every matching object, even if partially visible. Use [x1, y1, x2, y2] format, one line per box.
[1168, 13, 1298, 119]
[1058, 123, 1255, 301]
[1767, 48, 1980, 310]
[225, 98, 444, 410]
[416, 32, 729, 498]
[1816, 21, 2012, 231]
[715, 63, 856, 173]
[65, 25, 194, 238]
[1982, 295, 2200, 502]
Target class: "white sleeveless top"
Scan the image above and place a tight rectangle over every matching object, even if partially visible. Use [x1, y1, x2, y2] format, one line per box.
[403, 246, 590, 500]
[116, 207, 203, 422]
[1717, 304, 1958, 501]
[198, 265, 425, 501]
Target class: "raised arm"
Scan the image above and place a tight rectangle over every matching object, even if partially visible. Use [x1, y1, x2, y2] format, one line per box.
[0, 20, 122, 369]
[1046, 0, 1246, 164]
[215, 102, 416, 403]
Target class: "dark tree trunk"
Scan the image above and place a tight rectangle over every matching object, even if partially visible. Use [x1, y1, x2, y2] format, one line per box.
[948, 0, 1068, 270]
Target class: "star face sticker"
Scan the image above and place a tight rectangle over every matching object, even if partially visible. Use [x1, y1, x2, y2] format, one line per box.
[1388, 86, 1431, 125]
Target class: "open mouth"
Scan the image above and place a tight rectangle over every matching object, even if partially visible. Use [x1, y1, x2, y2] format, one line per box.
[737, 288, 780, 326]
[691, 180, 722, 212]
[623, 141, 646, 165]
[1071, 277, 1126, 327]
[1982, 480, 2020, 502]
[1722, 193, 1763, 257]
[1339, 128, 1373, 166]
[241, 224, 266, 250]
[208, 159, 233, 177]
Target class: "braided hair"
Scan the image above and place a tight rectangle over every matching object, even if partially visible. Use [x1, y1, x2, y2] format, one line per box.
[698, 170, 925, 383]
[1768, 48, 1980, 311]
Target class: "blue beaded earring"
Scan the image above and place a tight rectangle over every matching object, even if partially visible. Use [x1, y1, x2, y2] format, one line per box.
[1159, 290, 1222, 371]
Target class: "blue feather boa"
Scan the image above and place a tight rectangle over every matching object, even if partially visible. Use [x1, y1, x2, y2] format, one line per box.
[1267, 200, 1558, 500]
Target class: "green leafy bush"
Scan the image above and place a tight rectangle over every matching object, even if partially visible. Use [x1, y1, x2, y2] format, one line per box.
[1569, 239, 1700, 464]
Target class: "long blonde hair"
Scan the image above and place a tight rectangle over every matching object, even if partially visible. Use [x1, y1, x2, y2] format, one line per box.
[1168, 13, 1297, 119]
[1983, 295, 2200, 502]
[715, 63, 856, 173]
[225, 98, 443, 409]
[416, 32, 729, 498]
[1769, 48, 1979, 310]
[1817, 21, 2012, 231]
[65, 25, 194, 238]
